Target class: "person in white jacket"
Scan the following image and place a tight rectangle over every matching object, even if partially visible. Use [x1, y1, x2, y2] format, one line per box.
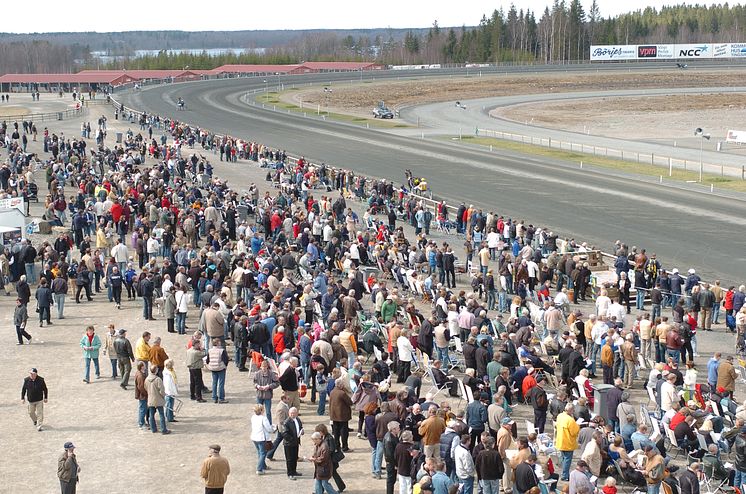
[454, 434, 476, 494]
[163, 359, 179, 423]
[250, 404, 274, 475]
[175, 286, 189, 335]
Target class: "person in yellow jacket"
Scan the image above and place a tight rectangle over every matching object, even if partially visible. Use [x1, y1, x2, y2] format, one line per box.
[339, 326, 358, 369]
[555, 403, 580, 481]
[135, 331, 152, 375]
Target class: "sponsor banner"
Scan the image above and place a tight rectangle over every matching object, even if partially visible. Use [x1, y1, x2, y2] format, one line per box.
[726, 129, 746, 144]
[637, 45, 657, 58]
[655, 44, 675, 59]
[674, 43, 712, 59]
[590, 45, 637, 61]
[0, 197, 25, 213]
[713, 43, 730, 58]
[731, 43, 746, 57]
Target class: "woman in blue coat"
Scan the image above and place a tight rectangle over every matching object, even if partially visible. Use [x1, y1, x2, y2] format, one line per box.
[80, 325, 102, 383]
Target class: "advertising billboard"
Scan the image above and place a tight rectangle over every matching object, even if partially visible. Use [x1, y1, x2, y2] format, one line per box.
[731, 43, 746, 57]
[590, 45, 638, 61]
[674, 43, 712, 59]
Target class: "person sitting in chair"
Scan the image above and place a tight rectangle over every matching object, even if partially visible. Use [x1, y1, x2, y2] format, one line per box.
[431, 359, 459, 397]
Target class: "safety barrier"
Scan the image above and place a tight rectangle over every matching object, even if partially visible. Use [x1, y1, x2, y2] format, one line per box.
[0, 106, 89, 123]
[475, 128, 746, 180]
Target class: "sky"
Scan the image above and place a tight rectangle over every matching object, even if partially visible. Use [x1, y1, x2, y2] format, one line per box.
[5, 0, 682, 33]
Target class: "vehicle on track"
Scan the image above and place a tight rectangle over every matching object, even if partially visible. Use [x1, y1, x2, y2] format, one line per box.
[373, 101, 394, 119]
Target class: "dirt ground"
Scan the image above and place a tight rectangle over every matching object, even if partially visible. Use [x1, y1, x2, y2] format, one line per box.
[281, 69, 746, 120]
[493, 93, 746, 140]
[0, 105, 30, 117]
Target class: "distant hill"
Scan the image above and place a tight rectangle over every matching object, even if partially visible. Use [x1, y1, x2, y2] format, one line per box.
[0, 29, 439, 55]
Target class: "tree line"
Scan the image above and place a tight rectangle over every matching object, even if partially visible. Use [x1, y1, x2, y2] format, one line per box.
[2, 3, 746, 74]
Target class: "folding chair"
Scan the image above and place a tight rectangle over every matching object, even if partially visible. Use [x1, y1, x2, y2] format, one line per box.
[702, 459, 733, 494]
[611, 459, 646, 494]
[665, 427, 683, 460]
[425, 367, 450, 399]
[647, 387, 661, 418]
[525, 420, 536, 436]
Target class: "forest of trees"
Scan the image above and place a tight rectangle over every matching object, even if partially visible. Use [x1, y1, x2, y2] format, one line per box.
[3, 3, 746, 73]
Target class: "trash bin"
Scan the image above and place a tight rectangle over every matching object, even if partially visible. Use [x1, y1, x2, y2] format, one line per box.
[116, 132, 123, 144]
[593, 384, 615, 419]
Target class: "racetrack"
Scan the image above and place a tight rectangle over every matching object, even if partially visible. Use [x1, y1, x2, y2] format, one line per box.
[116, 64, 746, 284]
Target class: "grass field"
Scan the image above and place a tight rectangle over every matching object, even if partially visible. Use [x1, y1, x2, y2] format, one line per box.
[456, 136, 746, 192]
[255, 92, 410, 129]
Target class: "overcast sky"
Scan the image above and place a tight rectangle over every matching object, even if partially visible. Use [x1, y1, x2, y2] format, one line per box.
[5, 0, 683, 33]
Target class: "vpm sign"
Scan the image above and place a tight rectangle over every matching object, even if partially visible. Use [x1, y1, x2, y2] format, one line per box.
[675, 43, 712, 59]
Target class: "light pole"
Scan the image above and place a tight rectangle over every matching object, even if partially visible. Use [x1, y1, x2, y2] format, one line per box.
[275, 72, 281, 92]
[694, 127, 711, 182]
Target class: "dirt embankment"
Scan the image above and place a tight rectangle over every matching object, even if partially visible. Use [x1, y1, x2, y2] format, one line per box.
[280, 70, 746, 120]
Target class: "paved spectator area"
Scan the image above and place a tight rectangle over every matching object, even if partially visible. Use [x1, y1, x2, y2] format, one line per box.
[1, 94, 743, 494]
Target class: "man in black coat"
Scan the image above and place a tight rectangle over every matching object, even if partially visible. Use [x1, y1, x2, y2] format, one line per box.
[417, 316, 435, 358]
[139, 274, 155, 320]
[383, 421, 400, 494]
[282, 406, 303, 480]
[678, 462, 702, 494]
[514, 454, 540, 494]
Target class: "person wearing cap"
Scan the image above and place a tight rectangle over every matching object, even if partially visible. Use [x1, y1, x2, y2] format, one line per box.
[495, 417, 515, 491]
[58, 441, 80, 494]
[21, 368, 48, 432]
[670, 269, 684, 307]
[113, 328, 135, 389]
[200, 444, 230, 494]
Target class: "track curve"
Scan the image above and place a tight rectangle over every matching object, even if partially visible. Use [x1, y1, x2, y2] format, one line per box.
[116, 65, 746, 284]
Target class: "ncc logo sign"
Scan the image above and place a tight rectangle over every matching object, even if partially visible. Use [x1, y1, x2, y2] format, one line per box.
[678, 45, 709, 58]
[638, 45, 657, 58]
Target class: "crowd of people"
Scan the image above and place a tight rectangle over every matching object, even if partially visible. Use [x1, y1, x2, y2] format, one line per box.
[4, 93, 746, 494]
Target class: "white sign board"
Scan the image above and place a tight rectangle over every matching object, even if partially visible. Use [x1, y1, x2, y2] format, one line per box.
[0, 197, 25, 214]
[590, 45, 637, 61]
[726, 130, 746, 144]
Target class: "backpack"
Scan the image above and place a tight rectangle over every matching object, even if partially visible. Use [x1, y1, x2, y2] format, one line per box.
[67, 262, 78, 279]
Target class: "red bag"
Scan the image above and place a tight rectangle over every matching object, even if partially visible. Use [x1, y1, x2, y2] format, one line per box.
[299, 383, 308, 398]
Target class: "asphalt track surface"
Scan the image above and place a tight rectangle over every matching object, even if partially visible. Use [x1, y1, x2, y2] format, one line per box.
[117, 64, 746, 284]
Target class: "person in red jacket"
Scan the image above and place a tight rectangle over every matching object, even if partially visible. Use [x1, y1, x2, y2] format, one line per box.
[273, 326, 286, 355]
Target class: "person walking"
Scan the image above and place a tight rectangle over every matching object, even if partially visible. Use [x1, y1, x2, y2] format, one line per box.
[50, 274, 68, 319]
[108, 266, 123, 309]
[205, 337, 228, 403]
[186, 339, 207, 402]
[250, 404, 274, 475]
[144, 365, 170, 434]
[80, 325, 101, 383]
[21, 367, 48, 431]
[134, 361, 149, 429]
[57, 442, 80, 494]
[254, 359, 280, 418]
[200, 444, 231, 494]
[35, 278, 53, 327]
[14, 298, 32, 345]
[308, 431, 338, 494]
[283, 406, 304, 480]
[113, 329, 134, 389]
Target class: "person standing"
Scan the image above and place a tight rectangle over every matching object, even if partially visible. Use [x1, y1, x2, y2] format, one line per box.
[200, 444, 231, 494]
[50, 274, 68, 319]
[134, 331, 151, 376]
[102, 324, 118, 379]
[14, 298, 32, 345]
[329, 380, 354, 452]
[57, 442, 80, 494]
[140, 273, 155, 320]
[475, 436, 503, 494]
[163, 359, 179, 423]
[21, 367, 48, 431]
[108, 266, 123, 309]
[250, 404, 274, 475]
[80, 325, 101, 383]
[134, 362, 149, 429]
[283, 406, 304, 480]
[643, 444, 665, 494]
[113, 329, 135, 390]
[454, 434, 476, 494]
[555, 404, 580, 481]
[205, 337, 228, 403]
[35, 278, 53, 327]
[267, 394, 290, 461]
[144, 365, 170, 434]
[186, 339, 207, 402]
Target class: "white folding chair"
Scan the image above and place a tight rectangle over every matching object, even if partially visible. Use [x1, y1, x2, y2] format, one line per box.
[665, 427, 683, 459]
[525, 420, 537, 436]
